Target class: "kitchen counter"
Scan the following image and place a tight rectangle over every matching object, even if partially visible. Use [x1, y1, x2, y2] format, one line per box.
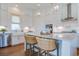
[11, 32, 25, 45]
[24, 33, 78, 56]
[0, 32, 11, 47]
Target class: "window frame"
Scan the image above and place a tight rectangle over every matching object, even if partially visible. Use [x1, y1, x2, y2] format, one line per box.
[11, 16, 21, 31]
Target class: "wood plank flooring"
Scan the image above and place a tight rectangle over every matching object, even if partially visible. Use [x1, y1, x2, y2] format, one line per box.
[77, 48, 79, 56]
[0, 44, 25, 56]
[0, 44, 79, 56]
[0, 44, 38, 56]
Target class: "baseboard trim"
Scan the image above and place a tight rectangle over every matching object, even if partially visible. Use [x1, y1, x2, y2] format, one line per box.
[10, 43, 24, 47]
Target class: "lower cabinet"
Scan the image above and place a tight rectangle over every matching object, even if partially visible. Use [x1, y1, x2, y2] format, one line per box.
[0, 32, 11, 47]
[11, 33, 25, 46]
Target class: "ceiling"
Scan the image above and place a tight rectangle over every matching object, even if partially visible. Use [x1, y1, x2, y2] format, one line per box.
[0, 3, 76, 16]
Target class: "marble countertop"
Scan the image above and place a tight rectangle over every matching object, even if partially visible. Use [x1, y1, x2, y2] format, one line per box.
[25, 33, 78, 41]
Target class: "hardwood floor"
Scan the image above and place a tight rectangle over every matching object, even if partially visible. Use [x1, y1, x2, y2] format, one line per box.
[0, 44, 38, 56]
[77, 48, 79, 56]
[0, 44, 25, 56]
[0, 44, 79, 56]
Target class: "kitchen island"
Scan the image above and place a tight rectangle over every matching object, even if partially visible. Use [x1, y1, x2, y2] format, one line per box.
[24, 33, 78, 56]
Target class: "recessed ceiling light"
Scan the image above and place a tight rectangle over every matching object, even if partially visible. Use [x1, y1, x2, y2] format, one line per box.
[37, 4, 41, 6]
[54, 5, 59, 10]
[36, 12, 41, 15]
[15, 5, 18, 7]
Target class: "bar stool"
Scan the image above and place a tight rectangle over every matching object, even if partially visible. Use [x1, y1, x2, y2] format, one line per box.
[36, 37, 58, 56]
[24, 34, 37, 55]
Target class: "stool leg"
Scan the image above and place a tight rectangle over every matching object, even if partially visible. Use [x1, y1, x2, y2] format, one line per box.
[45, 51, 47, 56]
[31, 45, 34, 55]
[29, 44, 32, 56]
[38, 49, 41, 56]
[56, 40, 59, 56]
[26, 43, 28, 55]
[45, 51, 49, 56]
[47, 51, 49, 56]
[32, 45, 34, 54]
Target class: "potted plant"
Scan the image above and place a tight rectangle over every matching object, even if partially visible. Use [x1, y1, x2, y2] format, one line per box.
[0, 26, 7, 32]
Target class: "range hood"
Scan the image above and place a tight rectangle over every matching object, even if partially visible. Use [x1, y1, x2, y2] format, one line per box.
[62, 3, 77, 21]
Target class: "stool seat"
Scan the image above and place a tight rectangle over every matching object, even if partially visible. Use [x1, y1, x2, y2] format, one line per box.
[24, 34, 37, 55]
[25, 35, 37, 44]
[36, 37, 57, 56]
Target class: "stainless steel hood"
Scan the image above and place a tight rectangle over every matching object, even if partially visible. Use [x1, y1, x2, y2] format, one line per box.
[62, 3, 77, 22]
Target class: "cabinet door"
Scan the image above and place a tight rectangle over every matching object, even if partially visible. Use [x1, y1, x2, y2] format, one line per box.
[0, 38, 2, 47]
[11, 35, 24, 45]
[19, 35, 25, 43]
[12, 36, 19, 45]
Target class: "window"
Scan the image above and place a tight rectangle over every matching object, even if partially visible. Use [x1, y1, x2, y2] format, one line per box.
[12, 16, 20, 23]
[11, 16, 21, 31]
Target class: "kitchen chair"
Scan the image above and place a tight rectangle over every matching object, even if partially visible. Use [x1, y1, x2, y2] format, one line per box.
[24, 34, 37, 55]
[36, 37, 58, 56]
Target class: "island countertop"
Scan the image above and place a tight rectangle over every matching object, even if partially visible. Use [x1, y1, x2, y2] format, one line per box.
[24, 32, 78, 56]
[25, 32, 78, 41]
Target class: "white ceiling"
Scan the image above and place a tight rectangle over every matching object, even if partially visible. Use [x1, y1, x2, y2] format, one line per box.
[0, 3, 61, 16]
[1, 3, 61, 10]
[0, 3, 76, 16]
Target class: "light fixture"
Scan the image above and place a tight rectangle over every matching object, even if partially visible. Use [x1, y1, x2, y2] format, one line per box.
[50, 4, 59, 14]
[23, 27, 29, 32]
[54, 5, 59, 10]
[23, 27, 35, 33]
[15, 4, 18, 7]
[57, 26, 64, 30]
[37, 4, 41, 6]
[36, 12, 41, 16]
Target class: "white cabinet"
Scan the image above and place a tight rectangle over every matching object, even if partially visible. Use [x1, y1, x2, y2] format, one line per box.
[0, 35, 2, 47]
[11, 32, 25, 45]
[73, 33, 79, 48]
[0, 32, 11, 47]
[77, 34, 79, 48]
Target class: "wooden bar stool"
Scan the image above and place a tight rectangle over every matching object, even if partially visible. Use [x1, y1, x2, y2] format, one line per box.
[24, 34, 37, 55]
[36, 37, 58, 56]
